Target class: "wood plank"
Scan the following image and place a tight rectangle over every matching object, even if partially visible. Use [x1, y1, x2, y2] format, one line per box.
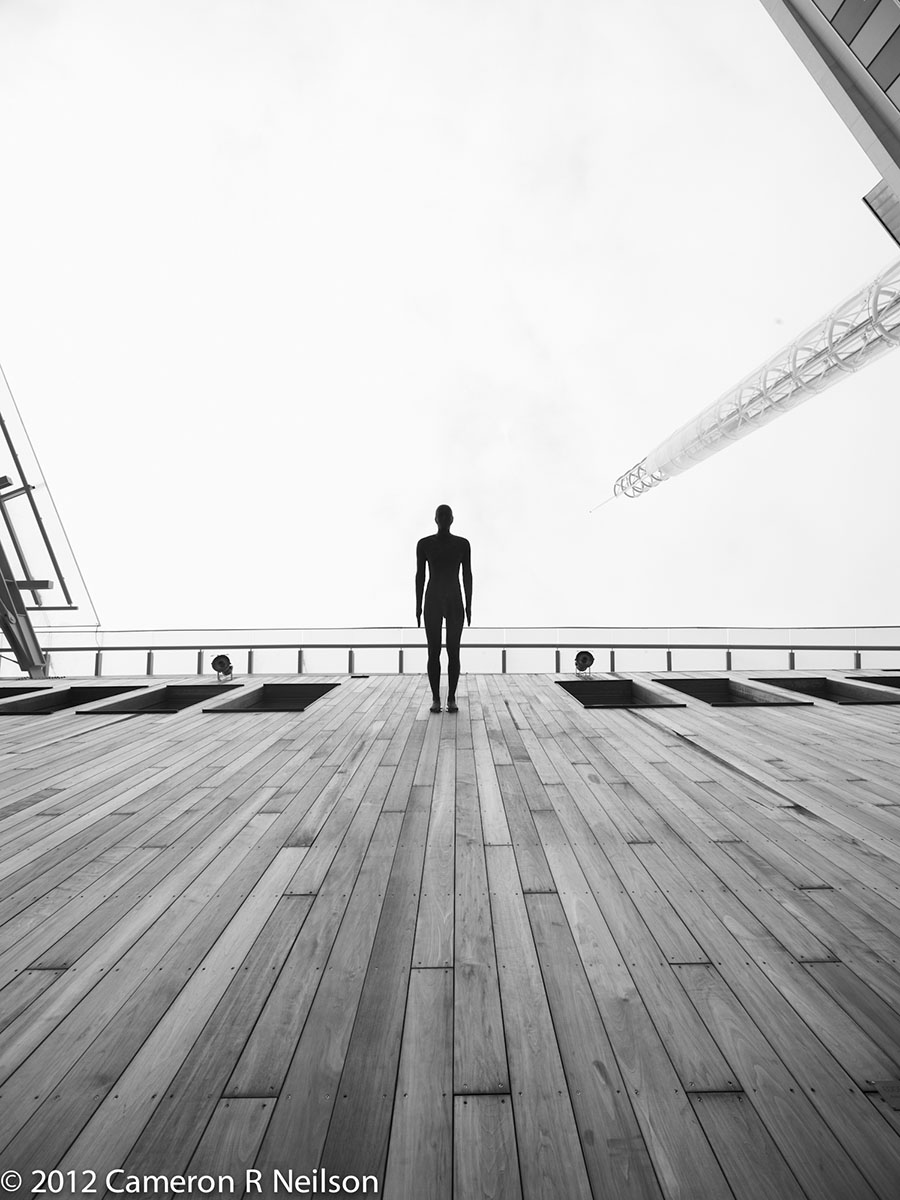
[224, 796, 390, 1096]
[495, 764, 555, 892]
[687, 1093, 808, 1200]
[453, 1095, 522, 1200]
[526, 892, 664, 1200]
[0, 808, 284, 1127]
[454, 745, 508, 1094]
[52, 848, 304, 1185]
[803, 961, 900, 1071]
[485, 844, 593, 1200]
[413, 740, 455, 967]
[675, 964, 880, 1200]
[319, 799, 431, 1184]
[121, 894, 311, 1178]
[249, 811, 408, 1189]
[0, 969, 64, 1036]
[2, 671, 899, 1200]
[637, 849, 900, 1199]
[472, 719, 511, 845]
[183, 1097, 273, 1182]
[383, 968, 453, 1200]
[535, 803, 740, 1093]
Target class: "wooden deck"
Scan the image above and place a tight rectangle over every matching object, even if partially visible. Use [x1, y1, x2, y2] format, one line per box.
[1, 670, 900, 1199]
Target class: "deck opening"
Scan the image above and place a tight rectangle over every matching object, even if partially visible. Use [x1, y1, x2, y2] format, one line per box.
[204, 682, 340, 713]
[556, 678, 685, 708]
[751, 676, 900, 704]
[83, 684, 243, 714]
[653, 678, 810, 707]
[854, 674, 900, 690]
[0, 684, 144, 715]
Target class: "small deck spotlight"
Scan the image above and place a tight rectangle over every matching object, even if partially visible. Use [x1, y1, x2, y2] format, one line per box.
[211, 654, 233, 681]
[575, 650, 595, 676]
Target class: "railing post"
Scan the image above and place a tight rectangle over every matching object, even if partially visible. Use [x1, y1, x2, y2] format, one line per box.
[666, 649, 673, 672]
[349, 649, 355, 674]
[297, 649, 304, 674]
[854, 650, 861, 670]
[788, 650, 795, 670]
[94, 650, 103, 678]
[197, 650, 204, 676]
[501, 648, 507, 674]
[725, 649, 732, 671]
[398, 648, 404, 675]
[146, 650, 154, 676]
[555, 649, 561, 674]
[247, 649, 254, 675]
[609, 649, 615, 672]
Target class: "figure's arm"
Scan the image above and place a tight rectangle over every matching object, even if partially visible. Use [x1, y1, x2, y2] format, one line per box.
[415, 539, 427, 627]
[462, 539, 472, 626]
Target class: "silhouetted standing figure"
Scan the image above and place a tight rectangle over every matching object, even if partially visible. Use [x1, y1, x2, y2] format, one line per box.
[416, 505, 472, 713]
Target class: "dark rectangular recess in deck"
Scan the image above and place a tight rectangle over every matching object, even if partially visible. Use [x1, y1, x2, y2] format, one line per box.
[556, 678, 686, 708]
[83, 684, 243, 714]
[0, 684, 144, 714]
[203, 682, 340, 713]
[0, 685, 53, 698]
[751, 676, 900, 704]
[855, 675, 900, 690]
[653, 677, 812, 707]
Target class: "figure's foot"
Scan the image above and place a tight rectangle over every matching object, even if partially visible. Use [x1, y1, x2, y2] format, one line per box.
[447, 698, 458, 713]
[430, 700, 442, 713]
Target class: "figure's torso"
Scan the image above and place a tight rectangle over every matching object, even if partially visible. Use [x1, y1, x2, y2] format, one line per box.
[420, 533, 466, 597]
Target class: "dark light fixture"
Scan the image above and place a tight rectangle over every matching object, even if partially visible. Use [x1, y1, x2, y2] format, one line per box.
[211, 654, 233, 681]
[575, 650, 595, 675]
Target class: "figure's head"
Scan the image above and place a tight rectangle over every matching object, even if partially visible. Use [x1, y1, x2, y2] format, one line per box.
[435, 504, 453, 531]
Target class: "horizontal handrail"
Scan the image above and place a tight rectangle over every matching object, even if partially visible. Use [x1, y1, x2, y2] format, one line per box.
[16, 637, 900, 679]
[31, 640, 900, 652]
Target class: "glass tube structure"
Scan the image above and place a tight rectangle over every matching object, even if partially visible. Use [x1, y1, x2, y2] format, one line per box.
[615, 257, 900, 497]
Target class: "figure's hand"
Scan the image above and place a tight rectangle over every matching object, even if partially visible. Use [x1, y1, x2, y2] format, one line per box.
[416, 610, 421, 628]
[466, 608, 471, 627]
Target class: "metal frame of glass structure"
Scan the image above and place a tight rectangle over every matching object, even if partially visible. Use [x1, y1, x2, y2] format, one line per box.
[615, 257, 900, 497]
[0, 363, 99, 677]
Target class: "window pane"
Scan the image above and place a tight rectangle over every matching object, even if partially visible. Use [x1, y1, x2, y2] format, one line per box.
[870, 25, 900, 86]
[834, 1, 881, 44]
[851, 0, 900, 66]
[812, 0, 845, 18]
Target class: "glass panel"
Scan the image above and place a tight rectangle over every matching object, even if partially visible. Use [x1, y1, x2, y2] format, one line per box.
[402, 648, 428, 675]
[851, 0, 900, 65]
[794, 650, 858, 670]
[613, 649, 669, 673]
[869, 25, 900, 86]
[813, 0, 846, 17]
[0, 367, 99, 630]
[461, 647, 502, 673]
[669, 649, 729, 672]
[293, 649, 345, 675]
[730, 649, 795, 672]
[863, 649, 900, 669]
[251, 648, 301, 674]
[146, 649, 200, 676]
[504, 648, 557, 673]
[351, 648, 399, 674]
[41, 649, 89, 677]
[834, 0, 881, 44]
[79, 649, 149, 677]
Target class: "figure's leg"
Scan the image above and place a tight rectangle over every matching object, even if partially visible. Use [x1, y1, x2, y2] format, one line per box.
[424, 607, 443, 709]
[446, 607, 464, 708]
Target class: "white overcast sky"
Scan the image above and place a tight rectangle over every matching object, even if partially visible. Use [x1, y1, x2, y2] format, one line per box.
[1, 0, 898, 632]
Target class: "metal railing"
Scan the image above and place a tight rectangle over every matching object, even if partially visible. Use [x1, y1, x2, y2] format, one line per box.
[18, 627, 900, 678]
